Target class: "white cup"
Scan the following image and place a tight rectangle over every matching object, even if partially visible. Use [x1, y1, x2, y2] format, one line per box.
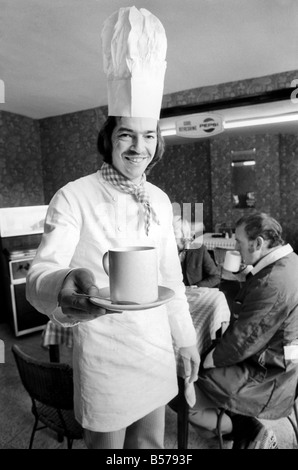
[223, 250, 242, 272]
[102, 246, 158, 304]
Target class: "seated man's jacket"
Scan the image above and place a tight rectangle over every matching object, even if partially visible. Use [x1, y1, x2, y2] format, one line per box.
[181, 245, 221, 288]
[197, 246, 298, 419]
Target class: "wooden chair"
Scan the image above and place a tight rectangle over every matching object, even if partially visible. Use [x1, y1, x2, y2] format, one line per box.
[170, 390, 298, 449]
[12, 344, 83, 449]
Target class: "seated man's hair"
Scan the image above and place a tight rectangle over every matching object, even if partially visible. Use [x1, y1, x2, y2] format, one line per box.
[236, 212, 284, 248]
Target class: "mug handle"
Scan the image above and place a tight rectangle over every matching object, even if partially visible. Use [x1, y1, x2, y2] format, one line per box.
[102, 251, 109, 276]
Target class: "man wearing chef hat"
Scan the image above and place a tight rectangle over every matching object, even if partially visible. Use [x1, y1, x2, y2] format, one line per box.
[26, 6, 200, 449]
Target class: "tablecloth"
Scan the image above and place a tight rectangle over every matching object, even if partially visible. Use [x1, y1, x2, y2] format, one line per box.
[42, 319, 74, 349]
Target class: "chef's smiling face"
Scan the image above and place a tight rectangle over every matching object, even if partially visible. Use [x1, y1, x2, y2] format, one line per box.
[111, 116, 158, 184]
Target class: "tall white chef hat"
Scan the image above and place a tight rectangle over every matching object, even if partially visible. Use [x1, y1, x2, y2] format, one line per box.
[101, 6, 167, 119]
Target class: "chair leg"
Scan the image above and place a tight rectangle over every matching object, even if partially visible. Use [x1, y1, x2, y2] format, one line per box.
[49, 345, 60, 363]
[67, 437, 73, 449]
[216, 409, 225, 449]
[294, 401, 298, 429]
[288, 416, 298, 443]
[287, 404, 298, 443]
[286, 401, 298, 446]
[29, 418, 39, 449]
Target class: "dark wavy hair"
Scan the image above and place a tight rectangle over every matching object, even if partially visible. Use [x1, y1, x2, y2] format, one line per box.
[97, 116, 165, 174]
[235, 212, 284, 248]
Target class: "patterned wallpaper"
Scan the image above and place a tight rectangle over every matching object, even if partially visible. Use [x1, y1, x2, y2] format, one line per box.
[0, 111, 44, 207]
[39, 107, 107, 203]
[279, 134, 298, 248]
[148, 141, 212, 231]
[1, 69, 298, 248]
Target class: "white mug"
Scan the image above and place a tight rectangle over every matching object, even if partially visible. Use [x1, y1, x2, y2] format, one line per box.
[223, 250, 242, 272]
[102, 246, 158, 304]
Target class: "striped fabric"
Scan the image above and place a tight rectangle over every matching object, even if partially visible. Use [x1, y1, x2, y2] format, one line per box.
[101, 162, 159, 236]
[42, 320, 73, 348]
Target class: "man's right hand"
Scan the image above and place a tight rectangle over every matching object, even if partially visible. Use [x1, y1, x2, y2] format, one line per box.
[57, 268, 109, 322]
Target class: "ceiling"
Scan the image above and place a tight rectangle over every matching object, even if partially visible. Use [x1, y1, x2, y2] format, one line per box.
[1, 0, 298, 139]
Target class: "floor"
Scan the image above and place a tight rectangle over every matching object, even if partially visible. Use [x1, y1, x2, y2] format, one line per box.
[0, 321, 297, 450]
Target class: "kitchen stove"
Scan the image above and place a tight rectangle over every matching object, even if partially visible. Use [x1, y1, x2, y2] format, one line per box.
[0, 206, 48, 336]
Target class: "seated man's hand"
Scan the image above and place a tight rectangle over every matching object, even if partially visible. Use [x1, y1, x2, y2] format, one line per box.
[58, 268, 112, 322]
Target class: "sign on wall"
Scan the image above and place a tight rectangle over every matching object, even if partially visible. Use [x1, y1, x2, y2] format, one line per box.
[175, 113, 224, 138]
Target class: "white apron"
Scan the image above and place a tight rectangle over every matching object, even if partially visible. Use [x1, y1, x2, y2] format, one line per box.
[26, 171, 197, 431]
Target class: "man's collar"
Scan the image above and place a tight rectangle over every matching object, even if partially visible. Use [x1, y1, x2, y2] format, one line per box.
[251, 244, 293, 276]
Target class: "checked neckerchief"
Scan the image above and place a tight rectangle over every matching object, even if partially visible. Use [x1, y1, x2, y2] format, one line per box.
[101, 162, 159, 236]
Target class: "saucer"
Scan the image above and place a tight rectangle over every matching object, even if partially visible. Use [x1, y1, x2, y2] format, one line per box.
[89, 286, 175, 311]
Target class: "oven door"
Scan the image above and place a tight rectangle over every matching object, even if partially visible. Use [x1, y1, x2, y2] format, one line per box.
[10, 282, 48, 336]
[6, 256, 48, 336]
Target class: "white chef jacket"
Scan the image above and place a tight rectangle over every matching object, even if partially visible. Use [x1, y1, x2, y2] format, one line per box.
[26, 170, 197, 432]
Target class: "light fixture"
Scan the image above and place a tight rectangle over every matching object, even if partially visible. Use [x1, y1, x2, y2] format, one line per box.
[160, 112, 298, 136]
[160, 128, 176, 136]
[224, 112, 298, 129]
[231, 160, 256, 167]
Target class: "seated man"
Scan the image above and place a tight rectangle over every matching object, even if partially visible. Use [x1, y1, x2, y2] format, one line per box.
[189, 212, 298, 449]
[173, 216, 221, 288]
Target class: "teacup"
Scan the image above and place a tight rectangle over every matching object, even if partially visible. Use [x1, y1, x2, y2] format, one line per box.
[102, 246, 158, 304]
[223, 250, 242, 272]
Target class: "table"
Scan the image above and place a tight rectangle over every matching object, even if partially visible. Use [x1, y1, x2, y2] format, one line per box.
[42, 286, 231, 448]
[185, 286, 230, 351]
